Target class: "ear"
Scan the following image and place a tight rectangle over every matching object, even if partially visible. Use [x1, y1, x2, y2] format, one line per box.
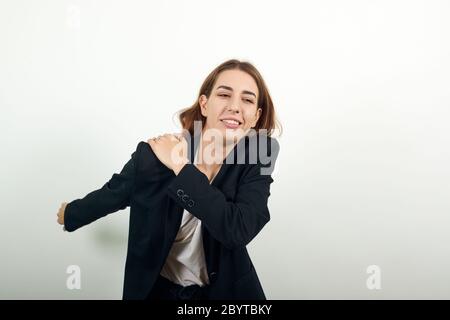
[252, 107, 262, 127]
[199, 95, 208, 117]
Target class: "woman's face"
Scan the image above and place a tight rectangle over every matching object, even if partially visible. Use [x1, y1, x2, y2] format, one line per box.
[199, 69, 262, 145]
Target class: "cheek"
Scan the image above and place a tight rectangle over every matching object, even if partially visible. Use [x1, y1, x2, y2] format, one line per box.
[205, 110, 222, 127]
[204, 102, 220, 119]
[243, 110, 256, 123]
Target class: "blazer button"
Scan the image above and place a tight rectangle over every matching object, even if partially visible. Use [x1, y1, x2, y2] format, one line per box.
[177, 189, 184, 197]
[187, 199, 195, 207]
[209, 272, 217, 283]
[181, 194, 189, 202]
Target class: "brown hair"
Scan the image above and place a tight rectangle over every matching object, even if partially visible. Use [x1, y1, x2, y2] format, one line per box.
[176, 59, 282, 137]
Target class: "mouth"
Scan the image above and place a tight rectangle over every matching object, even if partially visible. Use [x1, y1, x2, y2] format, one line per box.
[220, 119, 242, 129]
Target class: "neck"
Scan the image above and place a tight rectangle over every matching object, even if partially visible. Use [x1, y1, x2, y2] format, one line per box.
[196, 131, 237, 169]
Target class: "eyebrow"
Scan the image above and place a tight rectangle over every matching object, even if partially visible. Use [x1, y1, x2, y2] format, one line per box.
[216, 85, 257, 98]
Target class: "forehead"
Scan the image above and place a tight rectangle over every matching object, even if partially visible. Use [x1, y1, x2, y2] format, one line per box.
[214, 69, 258, 96]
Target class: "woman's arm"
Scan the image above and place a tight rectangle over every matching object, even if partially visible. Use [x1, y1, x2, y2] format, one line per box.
[166, 151, 279, 250]
[62, 142, 144, 232]
[147, 132, 279, 249]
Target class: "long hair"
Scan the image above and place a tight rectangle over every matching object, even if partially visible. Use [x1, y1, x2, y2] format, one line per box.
[176, 59, 282, 137]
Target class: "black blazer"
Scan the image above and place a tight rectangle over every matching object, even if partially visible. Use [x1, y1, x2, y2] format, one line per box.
[64, 132, 279, 300]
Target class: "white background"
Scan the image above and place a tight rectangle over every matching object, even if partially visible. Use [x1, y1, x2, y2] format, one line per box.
[0, 0, 449, 299]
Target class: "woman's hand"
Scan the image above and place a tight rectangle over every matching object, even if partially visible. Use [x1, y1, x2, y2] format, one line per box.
[147, 133, 189, 175]
[57, 202, 67, 225]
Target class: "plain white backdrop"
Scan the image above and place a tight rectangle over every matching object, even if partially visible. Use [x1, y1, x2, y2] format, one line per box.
[1, 0, 449, 299]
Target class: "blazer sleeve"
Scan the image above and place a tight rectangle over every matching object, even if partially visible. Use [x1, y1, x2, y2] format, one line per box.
[64, 142, 143, 232]
[166, 158, 278, 250]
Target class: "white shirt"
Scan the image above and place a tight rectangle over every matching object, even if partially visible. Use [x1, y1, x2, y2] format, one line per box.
[159, 145, 221, 287]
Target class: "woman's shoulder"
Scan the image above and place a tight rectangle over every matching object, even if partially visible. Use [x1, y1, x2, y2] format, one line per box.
[132, 140, 170, 174]
[229, 133, 279, 166]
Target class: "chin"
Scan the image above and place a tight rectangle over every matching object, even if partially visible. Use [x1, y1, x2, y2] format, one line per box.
[223, 128, 248, 143]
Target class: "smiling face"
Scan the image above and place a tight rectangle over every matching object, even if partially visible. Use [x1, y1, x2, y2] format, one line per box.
[199, 69, 262, 145]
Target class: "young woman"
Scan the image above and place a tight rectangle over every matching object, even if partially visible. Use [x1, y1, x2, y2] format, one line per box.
[57, 59, 281, 300]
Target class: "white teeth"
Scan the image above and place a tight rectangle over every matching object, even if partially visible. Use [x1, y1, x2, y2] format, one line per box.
[222, 119, 240, 125]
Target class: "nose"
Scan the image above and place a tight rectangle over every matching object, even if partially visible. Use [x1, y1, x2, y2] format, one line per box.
[227, 101, 240, 113]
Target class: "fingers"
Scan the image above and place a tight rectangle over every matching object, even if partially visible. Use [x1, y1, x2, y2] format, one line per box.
[148, 133, 182, 144]
[57, 210, 63, 225]
[173, 133, 183, 141]
[148, 134, 164, 142]
[169, 134, 182, 142]
[57, 212, 63, 225]
[57, 202, 67, 225]
[159, 133, 172, 141]
[147, 136, 159, 147]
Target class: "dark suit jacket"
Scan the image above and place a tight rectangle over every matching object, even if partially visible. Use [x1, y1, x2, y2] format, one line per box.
[64, 132, 279, 300]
